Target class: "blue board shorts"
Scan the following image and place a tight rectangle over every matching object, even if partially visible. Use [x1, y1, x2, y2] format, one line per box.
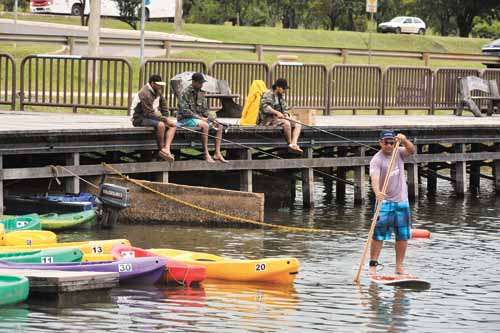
[177, 118, 202, 128]
[373, 200, 411, 241]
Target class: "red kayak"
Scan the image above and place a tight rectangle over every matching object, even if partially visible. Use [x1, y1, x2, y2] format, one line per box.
[111, 245, 206, 287]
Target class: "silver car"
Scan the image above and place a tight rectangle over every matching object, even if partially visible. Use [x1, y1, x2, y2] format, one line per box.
[482, 39, 500, 57]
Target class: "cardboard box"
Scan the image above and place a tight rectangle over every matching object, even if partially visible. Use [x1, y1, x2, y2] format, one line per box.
[291, 109, 315, 126]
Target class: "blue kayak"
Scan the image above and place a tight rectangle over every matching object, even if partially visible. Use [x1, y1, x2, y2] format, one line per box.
[5, 194, 95, 215]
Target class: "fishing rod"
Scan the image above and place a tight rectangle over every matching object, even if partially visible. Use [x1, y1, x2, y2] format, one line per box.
[176, 118, 357, 187]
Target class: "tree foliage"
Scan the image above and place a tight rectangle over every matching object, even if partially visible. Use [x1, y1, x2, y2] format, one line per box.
[112, 0, 142, 30]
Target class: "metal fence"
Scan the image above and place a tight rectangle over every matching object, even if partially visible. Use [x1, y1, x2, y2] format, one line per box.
[383, 66, 433, 113]
[271, 63, 328, 112]
[208, 61, 269, 109]
[329, 65, 382, 114]
[140, 59, 207, 110]
[19, 55, 132, 112]
[432, 68, 481, 111]
[0, 54, 16, 110]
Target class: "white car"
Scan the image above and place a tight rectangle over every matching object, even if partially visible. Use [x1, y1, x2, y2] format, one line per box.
[378, 16, 426, 35]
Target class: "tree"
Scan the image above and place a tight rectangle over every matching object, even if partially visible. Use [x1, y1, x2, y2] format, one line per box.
[308, 0, 346, 30]
[113, 0, 142, 30]
[450, 0, 499, 37]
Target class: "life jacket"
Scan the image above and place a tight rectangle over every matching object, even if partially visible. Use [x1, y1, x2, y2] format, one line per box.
[239, 80, 267, 126]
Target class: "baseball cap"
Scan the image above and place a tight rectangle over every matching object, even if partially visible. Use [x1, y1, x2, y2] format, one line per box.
[379, 130, 395, 140]
[191, 72, 207, 83]
[148, 74, 166, 86]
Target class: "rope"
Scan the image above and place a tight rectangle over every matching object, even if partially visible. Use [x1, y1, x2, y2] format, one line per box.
[102, 162, 347, 235]
[56, 165, 100, 190]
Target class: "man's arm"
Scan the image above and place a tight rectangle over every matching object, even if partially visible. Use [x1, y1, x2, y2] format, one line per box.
[397, 133, 416, 156]
[159, 96, 170, 118]
[178, 90, 196, 119]
[371, 174, 385, 202]
[261, 93, 285, 118]
[138, 90, 156, 119]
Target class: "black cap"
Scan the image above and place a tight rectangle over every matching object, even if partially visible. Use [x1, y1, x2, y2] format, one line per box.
[148, 74, 166, 86]
[273, 78, 289, 89]
[379, 130, 396, 140]
[191, 72, 207, 83]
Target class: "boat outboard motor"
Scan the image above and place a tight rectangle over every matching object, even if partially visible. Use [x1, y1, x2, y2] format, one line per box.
[96, 181, 131, 229]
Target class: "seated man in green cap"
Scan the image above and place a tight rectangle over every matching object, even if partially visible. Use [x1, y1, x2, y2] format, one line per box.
[177, 72, 228, 163]
[258, 78, 303, 154]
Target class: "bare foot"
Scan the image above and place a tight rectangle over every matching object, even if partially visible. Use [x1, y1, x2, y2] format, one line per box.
[288, 144, 303, 154]
[369, 266, 378, 276]
[159, 150, 175, 162]
[213, 155, 229, 163]
[205, 155, 215, 163]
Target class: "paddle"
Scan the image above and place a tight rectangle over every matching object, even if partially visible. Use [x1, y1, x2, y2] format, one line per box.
[353, 138, 401, 284]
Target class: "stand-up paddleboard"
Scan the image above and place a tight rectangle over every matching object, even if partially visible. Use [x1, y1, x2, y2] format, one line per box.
[370, 275, 430, 289]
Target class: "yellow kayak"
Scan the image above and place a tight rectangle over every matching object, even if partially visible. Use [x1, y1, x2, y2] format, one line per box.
[1, 230, 57, 247]
[0, 239, 130, 259]
[148, 248, 300, 284]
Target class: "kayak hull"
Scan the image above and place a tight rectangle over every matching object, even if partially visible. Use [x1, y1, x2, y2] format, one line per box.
[149, 248, 300, 284]
[0, 275, 29, 306]
[5, 195, 94, 215]
[0, 214, 41, 232]
[0, 257, 166, 284]
[111, 246, 206, 287]
[0, 248, 83, 263]
[2, 230, 57, 247]
[40, 210, 96, 231]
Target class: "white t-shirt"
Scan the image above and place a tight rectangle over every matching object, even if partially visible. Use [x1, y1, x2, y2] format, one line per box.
[369, 147, 410, 202]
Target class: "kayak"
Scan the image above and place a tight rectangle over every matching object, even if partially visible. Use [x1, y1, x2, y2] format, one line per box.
[0, 257, 166, 284]
[0, 214, 41, 232]
[40, 210, 96, 231]
[111, 246, 206, 287]
[34, 193, 96, 208]
[0, 248, 83, 263]
[0, 239, 130, 260]
[0, 275, 29, 306]
[149, 248, 300, 284]
[1, 230, 57, 247]
[5, 195, 94, 215]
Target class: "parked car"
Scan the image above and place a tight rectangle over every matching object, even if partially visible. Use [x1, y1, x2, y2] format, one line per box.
[481, 38, 500, 57]
[378, 16, 426, 35]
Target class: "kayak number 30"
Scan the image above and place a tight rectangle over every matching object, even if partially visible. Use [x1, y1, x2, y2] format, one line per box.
[118, 264, 133, 272]
[255, 263, 266, 272]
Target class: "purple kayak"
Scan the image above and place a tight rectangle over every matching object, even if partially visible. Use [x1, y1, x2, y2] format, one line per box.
[0, 257, 166, 284]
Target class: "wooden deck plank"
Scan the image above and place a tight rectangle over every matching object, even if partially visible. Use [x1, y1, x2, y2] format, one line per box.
[0, 268, 119, 293]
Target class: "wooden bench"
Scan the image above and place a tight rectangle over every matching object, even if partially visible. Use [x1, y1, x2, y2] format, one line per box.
[456, 76, 500, 117]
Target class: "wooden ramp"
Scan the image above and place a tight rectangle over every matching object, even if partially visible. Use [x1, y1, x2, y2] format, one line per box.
[0, 269, 119, 294]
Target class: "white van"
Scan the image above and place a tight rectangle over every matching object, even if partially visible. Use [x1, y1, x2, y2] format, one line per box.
[30, 0, 175, 20]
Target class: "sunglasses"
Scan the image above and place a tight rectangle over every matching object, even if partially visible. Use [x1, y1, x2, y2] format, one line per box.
[382, 140, 395, 146]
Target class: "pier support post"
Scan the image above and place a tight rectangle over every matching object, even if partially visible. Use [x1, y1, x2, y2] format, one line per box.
[427, 144, 438, 195]
[154, 172, 169, 183]
[354, 147, 366, 204]
[240, 149, 253, 192]
[336, 147, 347, 202]
[454, 144, 466, 197]
[469, 143, 481, 194]
[65, 153, 80, 194]
[0, 155, 3, 215]
[495, 143, 500, 194]
[302, 148, 314, 208]
[290, 172, 297, 203]
[407, 145, 419, 200]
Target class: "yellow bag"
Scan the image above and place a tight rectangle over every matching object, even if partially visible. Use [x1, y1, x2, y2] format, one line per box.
[240, 80, 267, 126]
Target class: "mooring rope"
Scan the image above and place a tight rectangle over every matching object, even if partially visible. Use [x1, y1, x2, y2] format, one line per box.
[102, 162, 346, 234]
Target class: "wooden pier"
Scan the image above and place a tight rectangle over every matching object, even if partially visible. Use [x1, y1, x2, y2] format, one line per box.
[1, 111, 500, 215]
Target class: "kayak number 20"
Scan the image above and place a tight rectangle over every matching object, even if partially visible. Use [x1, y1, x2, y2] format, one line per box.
[255, 263, 266, 272]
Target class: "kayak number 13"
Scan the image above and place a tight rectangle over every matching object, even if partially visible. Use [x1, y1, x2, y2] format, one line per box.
[255, 263, 266, 272]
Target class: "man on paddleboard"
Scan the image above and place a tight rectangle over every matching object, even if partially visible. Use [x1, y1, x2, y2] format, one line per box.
[369, 130, 416, 276]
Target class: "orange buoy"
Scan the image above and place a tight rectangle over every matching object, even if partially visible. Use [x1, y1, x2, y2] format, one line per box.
[411, 229, 431, 239]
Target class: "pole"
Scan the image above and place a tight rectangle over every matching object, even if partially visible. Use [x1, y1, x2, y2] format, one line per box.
[174, 0, 183, 34]
[140, 0, 146, 65]
[88, 0, 101, 57]
[368, 12, 373, 65]
[14, 0, 18, 49]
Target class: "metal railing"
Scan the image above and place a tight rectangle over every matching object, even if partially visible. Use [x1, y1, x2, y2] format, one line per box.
[139, 59, 207, 110]
[2, 32, 499, 66]
[329, 64, 382, 114]
[271, 63, 328, 112]
[0, 53, 16, 110]
[432, 68, 481, 111]
[19, 55, 133, 112]
[383, 66, 433, 114]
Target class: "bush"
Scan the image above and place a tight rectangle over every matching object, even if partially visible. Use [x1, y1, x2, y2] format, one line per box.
[472, 18, 500, 39]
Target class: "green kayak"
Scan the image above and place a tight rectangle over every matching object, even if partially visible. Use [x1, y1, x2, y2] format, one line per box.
[0, 248, 83, 263]
[40, 210, 96, 231]
[0, 275, 29, 306]
[0, 214, 41, 232]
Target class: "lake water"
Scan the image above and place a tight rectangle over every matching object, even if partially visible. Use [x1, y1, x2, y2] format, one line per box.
[1, 180, 499, 332]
